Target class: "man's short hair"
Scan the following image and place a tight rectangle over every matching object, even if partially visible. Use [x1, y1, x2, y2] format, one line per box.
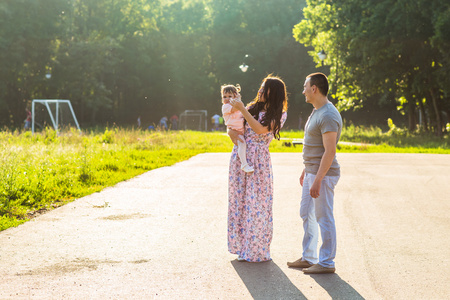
[307, 72, 329, 96]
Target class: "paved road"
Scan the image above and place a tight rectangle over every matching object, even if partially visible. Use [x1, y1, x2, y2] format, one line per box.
[1, 153, 449, 299]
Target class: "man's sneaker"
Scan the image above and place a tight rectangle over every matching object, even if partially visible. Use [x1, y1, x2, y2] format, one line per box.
[287, 258, 313, 268]
[303, 264, 335, 274]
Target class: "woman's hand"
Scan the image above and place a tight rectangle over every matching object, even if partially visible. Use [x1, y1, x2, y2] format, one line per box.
[230, 94, 245, 112]
[228, 128, 244, 145]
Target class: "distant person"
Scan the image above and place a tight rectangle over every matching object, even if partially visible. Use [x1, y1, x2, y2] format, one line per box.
[221, 84, 253, 173]
[159, 116, 168, 129]
[227, 75, 288, 262]
[170, 114, 178, 130]
[211, 114, 220, 131]
[287, 72, 342, 274]
[137, 116, 141, 128]
[219, 116, 225, 130]
[24, 108, 32, 130]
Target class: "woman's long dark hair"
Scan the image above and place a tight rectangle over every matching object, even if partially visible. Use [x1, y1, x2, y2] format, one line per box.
[246, 75, 288, 140]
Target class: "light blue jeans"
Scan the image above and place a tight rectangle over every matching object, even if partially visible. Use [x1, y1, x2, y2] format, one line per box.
[300, 173, 340, 268]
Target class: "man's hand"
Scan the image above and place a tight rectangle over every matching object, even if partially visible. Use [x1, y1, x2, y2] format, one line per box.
[309, 179, 321, 198]
[309, 131, 337, 198]
[228, 128, 244, 145]
[299, 169, 305, 187]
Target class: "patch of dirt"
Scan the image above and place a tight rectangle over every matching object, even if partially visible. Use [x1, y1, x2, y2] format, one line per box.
[25, 208, 50, 219]
[130, 259, 151, 264]
[91, 201, 110, 208]
[100, 213, 151, 221]
[25, 200, 68, 220]
[16, 258, 121, 276]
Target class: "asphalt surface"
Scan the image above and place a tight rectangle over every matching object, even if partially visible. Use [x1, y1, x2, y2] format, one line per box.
[1, 153, 449, 299]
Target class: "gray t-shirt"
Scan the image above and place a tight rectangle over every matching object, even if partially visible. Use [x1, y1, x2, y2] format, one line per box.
[303, 101, 342, 176]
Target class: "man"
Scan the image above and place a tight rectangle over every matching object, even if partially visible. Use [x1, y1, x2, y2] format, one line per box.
[159, 116, 168, 129]
[211, 114, 220, 131]
[24, 108, 32, 130]
[288, 72, 342, 274]
[170, 114, 178, 130]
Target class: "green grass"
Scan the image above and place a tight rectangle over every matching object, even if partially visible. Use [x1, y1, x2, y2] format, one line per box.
[278, 124, 450, 153]
[0, 128, 232, 231]
[0, 125, 449, 231]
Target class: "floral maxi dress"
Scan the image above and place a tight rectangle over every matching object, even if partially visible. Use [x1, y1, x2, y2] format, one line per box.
[227, 111, 287, 262]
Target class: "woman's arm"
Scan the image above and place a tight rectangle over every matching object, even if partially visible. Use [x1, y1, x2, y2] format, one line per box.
[230, 97, 269, 134]
[222, 103, 237, 114]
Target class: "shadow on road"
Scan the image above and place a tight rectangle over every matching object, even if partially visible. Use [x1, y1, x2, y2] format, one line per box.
[231, 260, 307, 300]
[307, 273, 365, 300]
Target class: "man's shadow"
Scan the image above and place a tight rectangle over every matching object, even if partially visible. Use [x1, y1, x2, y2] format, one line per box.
[232, 260, 365, 300]
[231, 260, 307, 300]
[306, 273, 365, 300]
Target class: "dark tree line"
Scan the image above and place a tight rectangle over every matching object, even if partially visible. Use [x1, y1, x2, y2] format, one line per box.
[0, 0, 314, 129]
[1, 0, 448, 133]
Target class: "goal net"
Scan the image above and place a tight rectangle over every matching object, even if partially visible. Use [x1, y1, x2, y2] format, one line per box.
[32, 99, 80, 133]
[179, 110, 208, 131]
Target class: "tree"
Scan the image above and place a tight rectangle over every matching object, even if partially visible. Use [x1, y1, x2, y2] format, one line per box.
[0, 0, 314, 129]
[0, 0, 68, 127]
[293, 0, 450, 135]
[208, 0, 313, 127]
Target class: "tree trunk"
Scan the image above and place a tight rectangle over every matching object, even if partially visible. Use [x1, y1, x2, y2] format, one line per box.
[418, 99, 428, 132]
[91, 107, 97, 125]
[429, 88, 442, 137]
[407, 96, 416, 131]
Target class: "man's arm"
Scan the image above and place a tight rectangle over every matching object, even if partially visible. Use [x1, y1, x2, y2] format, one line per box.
[309, 131, 337, 198]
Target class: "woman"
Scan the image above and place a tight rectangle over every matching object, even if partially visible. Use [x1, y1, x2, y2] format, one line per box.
[227, 75, 288, 262]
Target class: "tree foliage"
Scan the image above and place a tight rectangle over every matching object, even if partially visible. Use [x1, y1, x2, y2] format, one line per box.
[293, 0, 450, 135]
[0, 0, 313, 129]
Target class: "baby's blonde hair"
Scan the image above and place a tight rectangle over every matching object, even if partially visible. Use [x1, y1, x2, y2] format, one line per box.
[221, 84, 241, 96]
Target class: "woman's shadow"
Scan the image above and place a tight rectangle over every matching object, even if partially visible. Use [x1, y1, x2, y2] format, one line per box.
[231, 260, 307, 300]
[231, 260, 365, 300]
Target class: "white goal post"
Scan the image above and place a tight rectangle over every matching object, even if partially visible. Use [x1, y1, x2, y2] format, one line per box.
[179, 110, 208, 131]
[32, 99, 80, 134]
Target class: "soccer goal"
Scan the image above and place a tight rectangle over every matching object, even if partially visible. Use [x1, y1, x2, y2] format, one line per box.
[32, 99, 80, 134]
[179, 110, 208, 131]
